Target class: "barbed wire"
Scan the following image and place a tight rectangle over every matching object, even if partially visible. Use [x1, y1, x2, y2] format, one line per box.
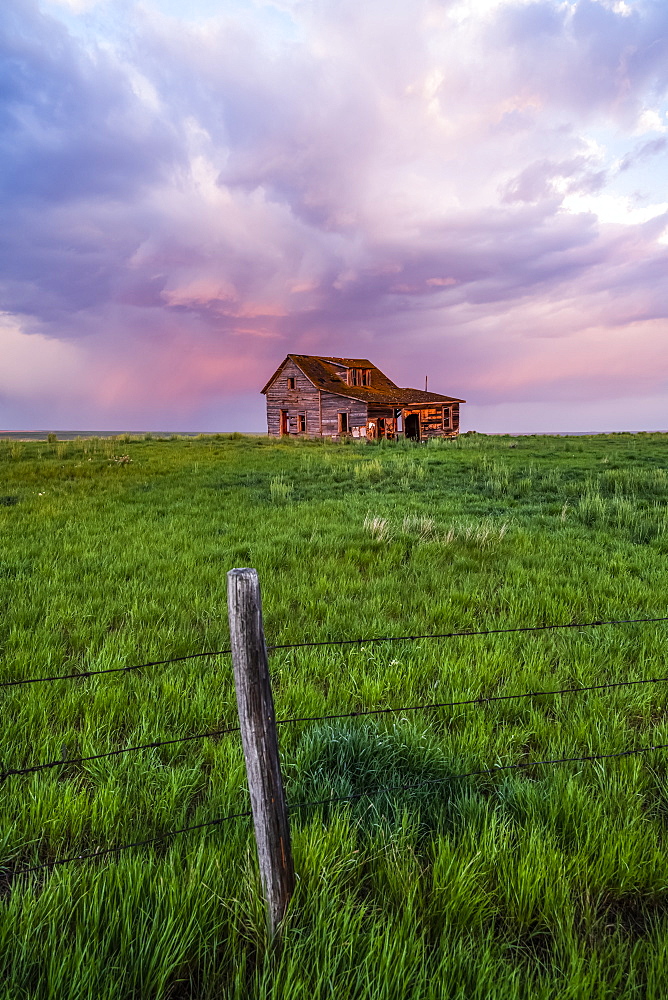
[0, 725, 241, 782]
[268, 615, 668, 653]
[2, 615, 665, 691]
[7, 809, 252, 877]
[275, 671, 668, 729]
[5, 670, 668, 782]
[0, 647, 233, 690]
[289, 741, 668, 813]
[9, 740, 668, 877]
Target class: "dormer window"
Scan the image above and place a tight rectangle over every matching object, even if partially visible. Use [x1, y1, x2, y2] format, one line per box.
[347, 368, 371, 387]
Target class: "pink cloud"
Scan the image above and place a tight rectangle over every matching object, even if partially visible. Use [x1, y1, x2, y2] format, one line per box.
[1, 0, 667, 431]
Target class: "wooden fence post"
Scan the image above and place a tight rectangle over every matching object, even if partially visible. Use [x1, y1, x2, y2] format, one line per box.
[227, 568, 295, 937]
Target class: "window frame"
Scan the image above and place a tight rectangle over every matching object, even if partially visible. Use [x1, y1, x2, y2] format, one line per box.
[347, 368, 371, 386]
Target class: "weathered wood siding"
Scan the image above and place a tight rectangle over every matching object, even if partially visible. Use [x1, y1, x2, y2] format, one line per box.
[265, 359, 321, 436]
[451, 404, 460, 436]
[367, 405, 396, 419]
[420, 406, 448, 441]
[402, 404, 461, 441]
[320, 392, 367, 438]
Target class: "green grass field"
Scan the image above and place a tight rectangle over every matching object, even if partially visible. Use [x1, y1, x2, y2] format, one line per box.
[1, 431, 667, 999]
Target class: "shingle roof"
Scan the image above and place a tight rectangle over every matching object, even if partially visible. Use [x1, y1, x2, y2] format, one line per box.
[261, 355, 465, 405]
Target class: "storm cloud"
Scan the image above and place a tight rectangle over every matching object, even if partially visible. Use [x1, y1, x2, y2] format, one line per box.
[1, 0, 667, 431]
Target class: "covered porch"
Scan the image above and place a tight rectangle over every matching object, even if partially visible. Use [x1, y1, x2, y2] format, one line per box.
[402, 403, 457, 441]
[365, 404, 401, 440]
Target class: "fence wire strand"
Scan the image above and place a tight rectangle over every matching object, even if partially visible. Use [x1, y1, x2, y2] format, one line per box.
[0, 647, 233, 690]
[0, 725, 241, 782]
[5, 670, 668, 782]
[9, 741, 668, 878]
[3, 614, 665, 691]
[268, 615, 668, 653]
[8, 809, 252, 877]
[289, 741, 668, 813]
[275, 671, 668, 729]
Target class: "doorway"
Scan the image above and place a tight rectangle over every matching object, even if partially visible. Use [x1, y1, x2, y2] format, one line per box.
[280, 410, 289, 435]
[405, 413, 420, 441]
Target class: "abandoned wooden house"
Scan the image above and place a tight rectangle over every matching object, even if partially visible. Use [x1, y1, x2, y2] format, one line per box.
[261, 355, 465, 441]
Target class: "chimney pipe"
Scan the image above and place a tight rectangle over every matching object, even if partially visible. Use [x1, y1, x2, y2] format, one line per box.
[425, 375, 428, 391]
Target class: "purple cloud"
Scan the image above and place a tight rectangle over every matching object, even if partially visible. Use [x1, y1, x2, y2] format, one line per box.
[1, 0, 667, 432]
[619, 135, 668, 170]
[495, 0, 668, 122]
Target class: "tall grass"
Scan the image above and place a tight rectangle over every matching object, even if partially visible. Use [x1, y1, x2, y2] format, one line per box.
[0, 432, 667, 997]
[270, 474, 294, 502]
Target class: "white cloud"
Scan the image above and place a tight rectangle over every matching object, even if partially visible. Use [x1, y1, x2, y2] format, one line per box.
[590, 0, 633, 15]
[46, 0, 103, 11]
[635, 108, 668, 135]
[448, 0, 534, 26]
[561, 191, 668, 226]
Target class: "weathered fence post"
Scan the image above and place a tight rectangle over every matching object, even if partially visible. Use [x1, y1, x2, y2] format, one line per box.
[227, 568, 295, 937]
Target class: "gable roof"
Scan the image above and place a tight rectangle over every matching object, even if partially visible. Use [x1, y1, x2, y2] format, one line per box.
[261, 354, 465, 405]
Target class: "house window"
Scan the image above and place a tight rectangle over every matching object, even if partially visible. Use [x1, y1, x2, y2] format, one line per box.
[443, 407, 451, 429]
[287, 376, 295, 390]
[347, 368, 372, 387]
[297, 413, 306, 433]
[338, 412, 349, 434]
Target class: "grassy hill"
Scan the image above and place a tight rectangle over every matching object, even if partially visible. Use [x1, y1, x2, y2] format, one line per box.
[1, 431, 667, 999]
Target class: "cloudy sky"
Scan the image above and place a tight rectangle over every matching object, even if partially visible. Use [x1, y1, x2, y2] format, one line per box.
[1, 0, 667, 432]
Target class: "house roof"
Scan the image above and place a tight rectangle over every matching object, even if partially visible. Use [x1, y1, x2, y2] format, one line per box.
[261, 354, 465, 405]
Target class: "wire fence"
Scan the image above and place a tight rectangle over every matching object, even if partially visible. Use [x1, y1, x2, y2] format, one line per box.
[0, 647, 233, 689]
[0, 724, 242, 781]
[9, 741, 668, 878]
[5, 668, 668, 784]
[12, 810, 254, 875]
[2, 611, 667, 883]
[3, 614, 667, 690]
[266, 615, 668, 653]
